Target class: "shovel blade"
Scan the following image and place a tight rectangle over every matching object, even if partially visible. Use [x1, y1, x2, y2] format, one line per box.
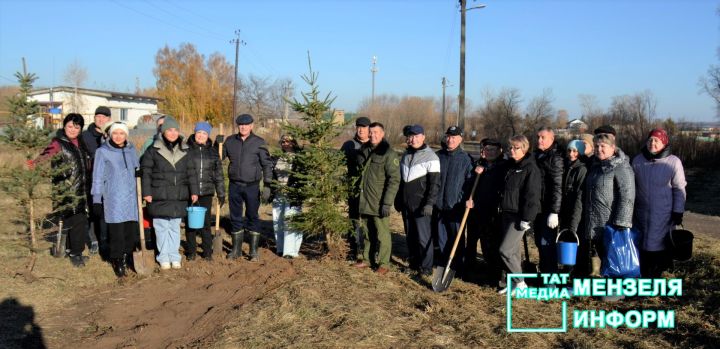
[212, 230, 224, 259]
[133, 249, 156, 276]
[431, 265, 455, 292]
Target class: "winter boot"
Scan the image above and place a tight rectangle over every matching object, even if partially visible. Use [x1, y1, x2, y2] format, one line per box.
[590, 256, 602, 277]
[111, 257, 127, 277]
[70, 254, 85, 268]
[248, 231, 260, 262]
[227, 231, 244, 260]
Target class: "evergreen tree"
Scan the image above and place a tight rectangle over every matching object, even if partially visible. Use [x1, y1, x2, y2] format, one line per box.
[0, 68, 52, 262]
[276, 54, 350, 257]
[1, 70, 48, 149]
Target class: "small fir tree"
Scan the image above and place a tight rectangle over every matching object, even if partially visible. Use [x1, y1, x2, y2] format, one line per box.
[276, 54, 351, 257]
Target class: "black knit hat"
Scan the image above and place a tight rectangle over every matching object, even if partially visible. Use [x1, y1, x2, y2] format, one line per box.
[94, 106, 111, 117]
[593, 125, 617, 136]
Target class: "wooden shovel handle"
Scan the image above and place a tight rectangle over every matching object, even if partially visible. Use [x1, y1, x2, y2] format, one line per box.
[215, 123, 224, 231]
[136, 177, 148, 253]
[445, 172, 482, 267]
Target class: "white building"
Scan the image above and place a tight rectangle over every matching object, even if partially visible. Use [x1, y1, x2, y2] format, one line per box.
[567, 118, 588, 132]
[28, 86, 159, 129]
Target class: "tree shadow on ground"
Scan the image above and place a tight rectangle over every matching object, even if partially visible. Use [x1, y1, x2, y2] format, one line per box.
[0, 298, 46, 349]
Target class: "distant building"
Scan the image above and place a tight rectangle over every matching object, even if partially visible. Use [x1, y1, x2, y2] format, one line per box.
[333, 109, 345, 125]
[28, 86, 159, 129]
[567, 118, 588, 133]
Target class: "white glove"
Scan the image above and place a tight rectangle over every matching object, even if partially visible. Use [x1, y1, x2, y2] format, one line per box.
[547, 213, 559, 229]
[519, 221, 531, 231]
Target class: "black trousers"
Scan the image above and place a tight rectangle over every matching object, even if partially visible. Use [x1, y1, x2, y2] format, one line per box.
[403, 210, 434, 273]
[64, 213, 88, 256]
[229, 182, 260, 232]
[186, 195, 214, 257]
[640, 249, 673, 278]
[467, 210, 504, 284]
[107, 221, 139, 259]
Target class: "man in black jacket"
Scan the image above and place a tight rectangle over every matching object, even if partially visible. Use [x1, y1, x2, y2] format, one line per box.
[435, 126, 474, 275]
[82, 106, 112, 256]
[397, 124, 440, 276]
[533, 126, 564, 274]
[223, 114, 273, 262]
[341, 116, 370, 259]
[465, 138, 508, 284]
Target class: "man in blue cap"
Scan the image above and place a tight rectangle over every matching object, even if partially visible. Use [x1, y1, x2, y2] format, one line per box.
[397, 124, 440, 276]
[223, 113, 273, 262]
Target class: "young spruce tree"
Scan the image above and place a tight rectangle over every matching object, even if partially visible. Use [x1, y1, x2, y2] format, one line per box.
[277, 55, 350, 257]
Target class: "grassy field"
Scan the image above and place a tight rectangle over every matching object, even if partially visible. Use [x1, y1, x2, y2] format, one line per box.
[0, 141, 719, 348]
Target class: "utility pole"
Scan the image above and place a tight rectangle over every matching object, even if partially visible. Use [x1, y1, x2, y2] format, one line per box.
[458, 0, 486, 131]
[441, 77, 447, 133]
[230, 30, 245, 124]
[371, 56, 378, 106]
[283, 80, 293, 123]
[459, 0, 467, 130]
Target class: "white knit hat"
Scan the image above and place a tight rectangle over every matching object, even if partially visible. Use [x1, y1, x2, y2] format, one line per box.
[107, 122, 129, 136]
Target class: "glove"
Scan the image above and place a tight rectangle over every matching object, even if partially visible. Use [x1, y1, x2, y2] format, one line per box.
[215, 135, 225, 144]
[421, 205, 434, 217]
[92, 203, 103, 217]
[135, 168, 143, 177]
[218, 196, 226, 207]
[547, 213, 559, 229]
[262, 186, 272, 202]
[380, 205, 392, 218]
[518, 221, 531, 232]
[671, 212, 683, 226]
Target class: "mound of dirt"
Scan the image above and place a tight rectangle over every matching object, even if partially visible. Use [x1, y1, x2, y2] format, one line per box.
[40, 250, 296, 348]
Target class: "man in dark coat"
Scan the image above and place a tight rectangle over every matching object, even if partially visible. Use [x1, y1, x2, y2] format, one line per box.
[341, 116, 371, 259]
[397, 124, 440, 276]
[82, 106, 112, 255]
[354, 122, 400, 275]
[223, 114, 273, 262]
[435, 126, 474, 275]
[533, 126, 564, 274]
[465, 138, 508, 285]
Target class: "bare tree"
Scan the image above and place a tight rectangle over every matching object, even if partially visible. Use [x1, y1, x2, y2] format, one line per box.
[523, 88, 554, 133]
[63, 60, 88, 114]
[699, 65, 720, 118]
[478, 88, 523, 141]
[578, 94, 608, 130]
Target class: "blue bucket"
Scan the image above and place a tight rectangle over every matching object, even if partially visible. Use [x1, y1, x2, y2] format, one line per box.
[556, 229, 579, 266]
[186, 206, 207, 229]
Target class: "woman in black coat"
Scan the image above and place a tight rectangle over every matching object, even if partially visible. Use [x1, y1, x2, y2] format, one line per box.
[30, 113, 91, 268]
[185, 122, 225, 261]
[497, 135, 541, 295]
[141, 116, 199, 270]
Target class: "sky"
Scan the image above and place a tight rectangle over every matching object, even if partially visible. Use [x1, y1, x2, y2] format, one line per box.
[0, 0, 718, 122]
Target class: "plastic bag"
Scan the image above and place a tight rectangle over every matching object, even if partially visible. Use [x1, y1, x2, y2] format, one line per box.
[601, 225, 641, 278]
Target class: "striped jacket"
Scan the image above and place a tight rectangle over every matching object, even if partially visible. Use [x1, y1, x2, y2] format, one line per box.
[398, 144, 440, 213]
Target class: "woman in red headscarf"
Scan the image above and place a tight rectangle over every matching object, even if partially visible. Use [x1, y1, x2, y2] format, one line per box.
[632, 128, 687, 278]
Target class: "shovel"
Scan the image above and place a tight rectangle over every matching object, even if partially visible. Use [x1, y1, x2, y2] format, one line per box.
[212, 124, 225, 259]
[134, 177, 156, 275]
[432, 173, 481, 292]
[51, 220, 66, 258]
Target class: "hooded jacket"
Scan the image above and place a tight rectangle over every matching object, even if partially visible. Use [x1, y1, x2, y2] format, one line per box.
[37, 129, 91, 217]
[397, 144, 440, 213]
[141, 136, 199, 218]
[583, 148, 635, 240]
[632, 145, 686, 251]
[560, 158, 587, 234]
[187, 134, 225, 198]
[91, 141, 140, 223]
[500, 153, 541, 223]
[356, 139, 401, 216]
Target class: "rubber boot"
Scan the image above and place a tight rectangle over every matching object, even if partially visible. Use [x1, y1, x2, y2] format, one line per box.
[590, 256, 602, 277]
[248, 231, 260, 262]
[227, 231, 244, 260]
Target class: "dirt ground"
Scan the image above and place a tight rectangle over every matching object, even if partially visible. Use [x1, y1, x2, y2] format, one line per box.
[1, 168, 719, 348]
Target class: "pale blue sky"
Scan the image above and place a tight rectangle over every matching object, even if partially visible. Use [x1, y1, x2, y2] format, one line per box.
[0, 0, 718, 121]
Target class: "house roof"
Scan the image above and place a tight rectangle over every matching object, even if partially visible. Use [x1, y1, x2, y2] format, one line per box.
[29, 86, 160, 104]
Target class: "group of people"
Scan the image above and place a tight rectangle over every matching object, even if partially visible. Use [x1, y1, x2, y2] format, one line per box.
[343, 118, 686, 296]
[32, 108, 686, 292]
[32, 108, 304, 277]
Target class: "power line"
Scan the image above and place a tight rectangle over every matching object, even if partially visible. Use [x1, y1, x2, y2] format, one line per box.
[141, 0, 226, 41]
[443, 0, 459, 77]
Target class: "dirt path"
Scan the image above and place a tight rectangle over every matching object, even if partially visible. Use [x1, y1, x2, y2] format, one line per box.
[39, 250, 296, 348]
